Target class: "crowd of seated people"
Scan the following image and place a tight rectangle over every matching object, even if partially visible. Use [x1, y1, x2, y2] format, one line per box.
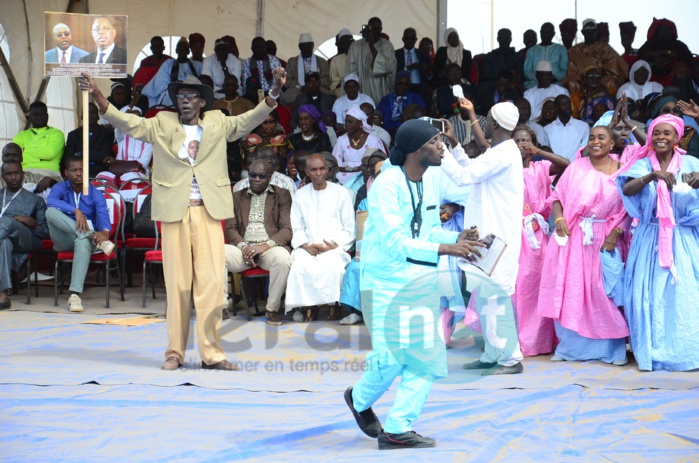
[3, 15, 699, 374]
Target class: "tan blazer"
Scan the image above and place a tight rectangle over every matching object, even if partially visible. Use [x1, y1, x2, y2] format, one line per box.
[103, 100, 274, 222]
[224, 185, 293, 251]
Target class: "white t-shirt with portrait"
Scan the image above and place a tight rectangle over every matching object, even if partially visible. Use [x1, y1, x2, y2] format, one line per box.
[179, 125, 203, 201]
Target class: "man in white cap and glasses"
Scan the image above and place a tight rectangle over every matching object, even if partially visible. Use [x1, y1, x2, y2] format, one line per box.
[523, 60, 569, 120]
[282, 33, 331, 105]
[202, 37, 243, 100]
[330, 29, 355, 98]
[79, 66, 287, 371]
[439, 100, 525, 375]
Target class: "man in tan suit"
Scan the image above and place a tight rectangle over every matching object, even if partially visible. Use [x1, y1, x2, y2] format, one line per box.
[80, 68, 286, 370]
[224, 159, 292, 326]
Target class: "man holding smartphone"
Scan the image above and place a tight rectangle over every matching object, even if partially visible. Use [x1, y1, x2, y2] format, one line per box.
[345, 17, 397, 104]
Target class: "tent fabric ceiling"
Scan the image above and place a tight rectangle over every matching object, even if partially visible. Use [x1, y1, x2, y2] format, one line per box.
[1, 0, 437, 139]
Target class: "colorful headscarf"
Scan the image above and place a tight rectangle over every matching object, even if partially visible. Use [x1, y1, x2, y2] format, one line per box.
[637, 114, 685, 272]
[297, 104, 327, 133]
[646, 18, 678, 41]
[345, 105, 373, 133]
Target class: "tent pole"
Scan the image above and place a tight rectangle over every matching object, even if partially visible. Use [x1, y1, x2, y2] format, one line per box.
[0, 47, 30, 127]
[256, 0, 265, 37]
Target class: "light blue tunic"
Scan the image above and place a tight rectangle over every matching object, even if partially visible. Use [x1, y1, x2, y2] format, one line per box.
[616, 156, 699, 371]
[360, 165, 460, 379]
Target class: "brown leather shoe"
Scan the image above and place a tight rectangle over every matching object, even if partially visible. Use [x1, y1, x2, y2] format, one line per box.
[266, 310, 282, 326]
[161, 356, 181, 370]
[201, 359, 241, 371]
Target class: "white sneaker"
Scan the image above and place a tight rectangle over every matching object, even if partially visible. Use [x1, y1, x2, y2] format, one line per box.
[339, 313, 363, 325]
[292, 310, 304, 322]
[68, 294, 83, 312]
[98, 240, 115, 257]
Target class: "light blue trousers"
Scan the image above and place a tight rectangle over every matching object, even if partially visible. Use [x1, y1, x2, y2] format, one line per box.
[352, 351, 434, 434]
[46, 208, 97, 293]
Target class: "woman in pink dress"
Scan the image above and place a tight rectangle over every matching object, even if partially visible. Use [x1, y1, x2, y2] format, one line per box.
[512, 125, 570, 356]
[332, 105, 387, 191]
[537, 125, 631, 364]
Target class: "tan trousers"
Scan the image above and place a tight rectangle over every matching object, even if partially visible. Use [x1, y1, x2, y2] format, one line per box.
[224, 244, 291, 312]
[162, 206, 226, 365]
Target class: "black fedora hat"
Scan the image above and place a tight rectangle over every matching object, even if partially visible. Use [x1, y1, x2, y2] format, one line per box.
[168, 75, 215, 111]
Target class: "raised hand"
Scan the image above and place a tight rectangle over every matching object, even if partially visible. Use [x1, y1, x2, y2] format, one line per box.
[678, 99, 699, 119]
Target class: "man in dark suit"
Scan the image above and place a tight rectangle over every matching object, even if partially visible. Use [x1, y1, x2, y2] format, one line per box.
[45, 23, 88, 63]
[224, 159, 292, 326]
[291, 72, 336, 129]
[63, 103, 115, 177]
[79, 16, 127, 65]
[395, 27, 432, 102]
[475, 68, 522, 116]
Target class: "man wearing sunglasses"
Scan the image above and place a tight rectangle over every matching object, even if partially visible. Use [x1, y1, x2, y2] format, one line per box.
[79, 66, 286, 371]
[79, 16, 127, 65]
[224, 159, 292, 326]
[45, 23, 88, 63]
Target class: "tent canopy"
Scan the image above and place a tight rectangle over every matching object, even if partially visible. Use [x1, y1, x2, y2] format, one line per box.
[0, 0, 440, 146]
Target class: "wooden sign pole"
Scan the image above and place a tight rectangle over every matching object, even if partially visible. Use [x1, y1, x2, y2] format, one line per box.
[82, 89, 89, 195]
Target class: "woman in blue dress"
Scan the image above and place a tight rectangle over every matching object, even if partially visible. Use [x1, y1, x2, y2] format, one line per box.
[616, 113, 699, 371]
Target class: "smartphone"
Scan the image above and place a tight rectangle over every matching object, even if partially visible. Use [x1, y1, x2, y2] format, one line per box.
[429, 118, 445, 133]
[257, 89, 265, 103]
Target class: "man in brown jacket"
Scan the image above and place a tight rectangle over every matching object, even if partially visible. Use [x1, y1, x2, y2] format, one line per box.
[224, 159, 292, 326]
[80, 67, 286, 370]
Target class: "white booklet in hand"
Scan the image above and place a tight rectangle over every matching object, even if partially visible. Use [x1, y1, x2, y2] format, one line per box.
[457, 233, 507, 277]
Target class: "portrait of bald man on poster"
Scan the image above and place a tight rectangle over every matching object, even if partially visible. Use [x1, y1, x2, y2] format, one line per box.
[44, 12, 127, 78]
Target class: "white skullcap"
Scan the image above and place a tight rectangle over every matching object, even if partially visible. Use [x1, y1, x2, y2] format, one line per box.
[338, 28, 352, 39]
[582, 18, 597, 30]
[299, 33, 313, 44]
[344, 73, 360, 84]
[491, 102, 519, 131]
[535, 60, 553, 72]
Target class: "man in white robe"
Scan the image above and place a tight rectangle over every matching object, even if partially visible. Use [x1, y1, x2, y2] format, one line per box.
[286, 154, 355, 321]
[440, 101, 525, 375]
[344, 17, 397, 105]
[523, 60, 569, 120]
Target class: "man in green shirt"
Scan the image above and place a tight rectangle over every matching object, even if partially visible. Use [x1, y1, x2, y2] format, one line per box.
[13, 102, 65, 179]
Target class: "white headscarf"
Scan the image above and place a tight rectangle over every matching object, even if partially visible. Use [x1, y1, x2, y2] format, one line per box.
[345, 105, 373, 133]
[616, 60, 663, 101]
[444, 27, 464, 67]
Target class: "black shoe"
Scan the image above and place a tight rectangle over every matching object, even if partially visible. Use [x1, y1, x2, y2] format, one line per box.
[378, 431, 436, 450]
[463, 360, 497, 370]
[344, 386, 382, 438]
[481, 362, 524, 376]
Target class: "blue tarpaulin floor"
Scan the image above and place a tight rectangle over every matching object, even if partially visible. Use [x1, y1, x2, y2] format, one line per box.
[1, 286, 698, 462]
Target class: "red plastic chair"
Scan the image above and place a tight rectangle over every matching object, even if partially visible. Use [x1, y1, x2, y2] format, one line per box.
[141, 221, 162, 307]
[53, 189, 125, 308]
[232, 267, 270, 321]
[122, 185, 157, 286]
